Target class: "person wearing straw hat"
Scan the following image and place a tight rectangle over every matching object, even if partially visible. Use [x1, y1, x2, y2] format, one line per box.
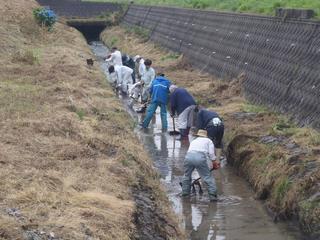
[181, 129, 219, 201]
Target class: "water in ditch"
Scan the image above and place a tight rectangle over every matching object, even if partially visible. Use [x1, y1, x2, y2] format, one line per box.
[90, 41, 305, 240]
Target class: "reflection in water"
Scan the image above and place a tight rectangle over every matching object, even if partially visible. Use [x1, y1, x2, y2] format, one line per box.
[90, 41, 305, 240]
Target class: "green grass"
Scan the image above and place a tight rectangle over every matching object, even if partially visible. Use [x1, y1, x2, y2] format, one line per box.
[83, 0, 320, 17]
[124, 26, 150, 41]
[274, 177, 291, 204]
[76, 109, 86, 120]
[241, 103, 269, 114]
[160, 53, 180, 61]
[271, 116, 300, 137]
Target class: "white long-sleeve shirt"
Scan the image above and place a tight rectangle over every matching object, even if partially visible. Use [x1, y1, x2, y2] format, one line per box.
[187, 137, 216, 161]
[106, 50, 123, 66]
[141, 67, 155, 87]
[138, 59, 146, 76]
[115, 65, 133, 84]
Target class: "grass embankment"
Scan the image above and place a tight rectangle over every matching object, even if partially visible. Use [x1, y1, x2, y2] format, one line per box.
[0, 1, 181, 239]
[101, 26, 320, 237]
[85, 0, 320, 18]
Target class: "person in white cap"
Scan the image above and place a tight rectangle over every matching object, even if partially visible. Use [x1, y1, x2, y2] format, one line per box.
[181, 129, 219, 201]
[192, 106, 224, 161]
[105, 47, 122, 67]
[108, 65, 133, 94]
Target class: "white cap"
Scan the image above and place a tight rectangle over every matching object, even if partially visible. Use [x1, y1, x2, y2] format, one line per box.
[133, 55, 141, 61]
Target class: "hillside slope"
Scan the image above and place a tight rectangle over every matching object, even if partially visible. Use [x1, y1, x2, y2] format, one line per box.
[0, 1, 181, 239]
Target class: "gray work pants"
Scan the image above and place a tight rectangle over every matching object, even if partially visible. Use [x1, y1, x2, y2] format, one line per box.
[182, 151, 217, 196]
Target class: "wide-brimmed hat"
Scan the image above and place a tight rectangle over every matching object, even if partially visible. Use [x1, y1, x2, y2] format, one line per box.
[196, 129, 207, 138]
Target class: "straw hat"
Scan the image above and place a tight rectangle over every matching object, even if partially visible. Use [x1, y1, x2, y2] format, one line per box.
[196, 129, 208, 138]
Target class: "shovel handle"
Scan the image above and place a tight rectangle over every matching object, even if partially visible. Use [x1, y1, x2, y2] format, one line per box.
[172, 116, 176, 132]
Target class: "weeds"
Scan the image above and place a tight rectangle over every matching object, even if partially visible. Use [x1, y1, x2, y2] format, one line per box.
[256, 149, 284, 167]
[110, 36, 119, 46]
[274, 177, 291, 204]
[124, 26, 150, 41]
[12, 49, 41, 65]
[271, 117, 299, 137]
[309, 131, 320, 146]
[76, 109, 85, 120]
[241, 103, 268, 113]
[160, 53, 180, 61]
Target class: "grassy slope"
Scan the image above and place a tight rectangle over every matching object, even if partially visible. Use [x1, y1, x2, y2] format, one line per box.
[85, 0, 320, 17]
[0, 1, 181, 239]
[101, 26, 320, 237]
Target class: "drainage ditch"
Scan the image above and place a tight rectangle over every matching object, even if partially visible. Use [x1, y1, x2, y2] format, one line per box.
[88, 40, 306, 239]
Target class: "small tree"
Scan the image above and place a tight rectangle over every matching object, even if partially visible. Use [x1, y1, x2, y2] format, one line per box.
[33, 7, 57, 31]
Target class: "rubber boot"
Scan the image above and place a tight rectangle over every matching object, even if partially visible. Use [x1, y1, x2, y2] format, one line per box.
[185, 127, 190, 136]
[178, 129, 189, 141]
[215, 148, 222, 161]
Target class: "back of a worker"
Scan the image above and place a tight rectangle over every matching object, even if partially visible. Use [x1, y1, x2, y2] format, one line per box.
[170, 86, 196, 140]
[182, 129, 219, 201]
[141, 75, 171, 130]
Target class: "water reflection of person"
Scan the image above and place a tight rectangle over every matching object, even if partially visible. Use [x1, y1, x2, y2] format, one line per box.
[149, 131, 169, 180]
[182, 199, 219, 240]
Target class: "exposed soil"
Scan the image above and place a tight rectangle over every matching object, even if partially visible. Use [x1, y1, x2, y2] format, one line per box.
[101, 26, 320, 238]
[132, 179, 181, 240]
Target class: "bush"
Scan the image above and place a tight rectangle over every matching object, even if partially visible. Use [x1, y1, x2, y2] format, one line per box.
[33, 7, 57, 31]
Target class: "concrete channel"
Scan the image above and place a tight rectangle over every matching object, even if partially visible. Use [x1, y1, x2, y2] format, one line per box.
[89, 41, 306, 240]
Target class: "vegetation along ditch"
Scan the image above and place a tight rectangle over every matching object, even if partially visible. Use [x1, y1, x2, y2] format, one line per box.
[99, 25, 319, 239]
[1, 0, 319, 239]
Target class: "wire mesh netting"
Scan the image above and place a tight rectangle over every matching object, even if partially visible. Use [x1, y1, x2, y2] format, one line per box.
[123, 5, 320, 129]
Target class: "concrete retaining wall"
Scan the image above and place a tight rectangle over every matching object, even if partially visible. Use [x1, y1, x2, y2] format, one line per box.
[36, 0, 121, 18]
[123, 5, 320, 129]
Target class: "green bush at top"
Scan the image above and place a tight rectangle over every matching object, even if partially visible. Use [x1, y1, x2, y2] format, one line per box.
[33, 7, 57, 31]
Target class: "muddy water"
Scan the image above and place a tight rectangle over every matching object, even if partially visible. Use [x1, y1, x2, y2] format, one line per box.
[90, 41, 304, 240]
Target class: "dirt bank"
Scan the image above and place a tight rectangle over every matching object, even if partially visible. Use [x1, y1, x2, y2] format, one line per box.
[0, 1, 182, 239]
[101, 26, 320, 238]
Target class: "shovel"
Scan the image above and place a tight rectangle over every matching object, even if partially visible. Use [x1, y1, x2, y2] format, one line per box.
[179, 168, 215, 195]
[169, 117, 180, 135]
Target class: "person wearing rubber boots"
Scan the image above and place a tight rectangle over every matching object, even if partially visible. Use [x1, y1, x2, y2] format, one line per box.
[138, 59, 156, 113]
[182, 129, 219, 201]
[193, 106, 224, 161]
[140, 74, 171, 131]
[169, 85, 196, 141]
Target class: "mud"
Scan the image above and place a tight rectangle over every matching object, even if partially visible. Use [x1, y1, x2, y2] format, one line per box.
[90, 41, 308, 240]
[132, 181, 180, 240]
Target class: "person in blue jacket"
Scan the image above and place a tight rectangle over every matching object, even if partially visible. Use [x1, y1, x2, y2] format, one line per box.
[141, 74, 171, 130]
[169, 85, 196, 140]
